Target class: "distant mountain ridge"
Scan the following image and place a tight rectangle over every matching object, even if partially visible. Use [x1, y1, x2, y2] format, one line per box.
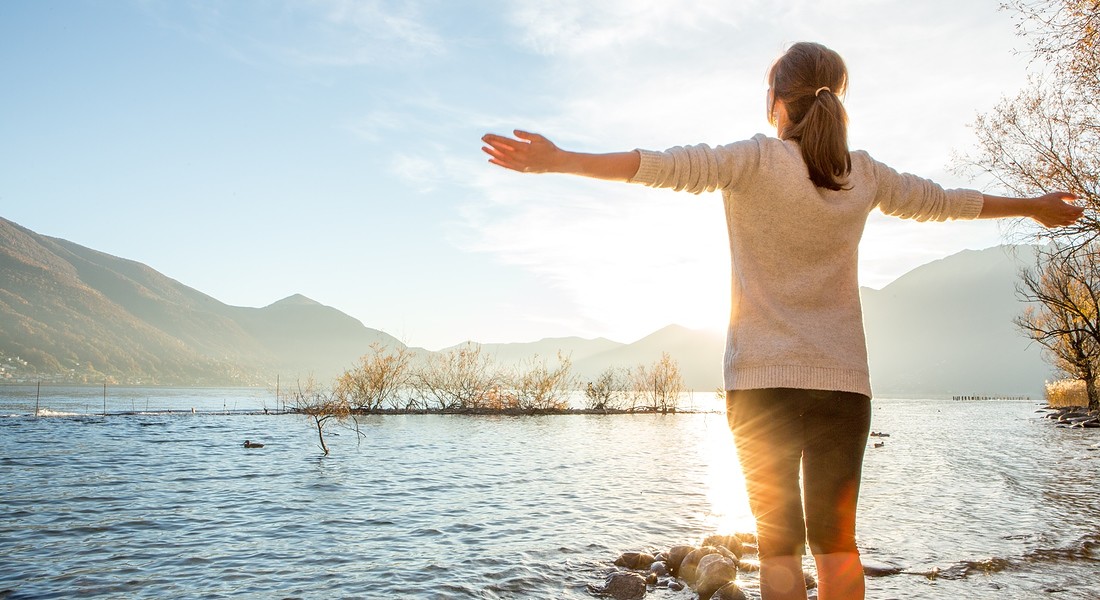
[0, 216, 1055, 395]
[861, 245, 1048, 396]
[0, 217, 398, 385]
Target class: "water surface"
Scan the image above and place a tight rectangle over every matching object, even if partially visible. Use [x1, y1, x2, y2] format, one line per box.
[1, 389, 1097, 599]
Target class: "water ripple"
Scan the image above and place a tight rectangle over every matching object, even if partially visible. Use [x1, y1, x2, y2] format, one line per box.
[0, 398, 1098, 598]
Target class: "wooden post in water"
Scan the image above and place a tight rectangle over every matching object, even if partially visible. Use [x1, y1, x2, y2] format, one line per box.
[103, 381, 107, 416]
[35, 380, 40, 417]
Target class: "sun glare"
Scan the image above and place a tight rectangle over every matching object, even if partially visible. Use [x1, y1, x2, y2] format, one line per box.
[697, 413, 755, 535]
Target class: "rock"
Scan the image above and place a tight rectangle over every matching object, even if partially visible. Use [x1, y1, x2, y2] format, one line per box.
[667, 579, 685, 592]
[714, 581, 749, 600]
[665, 545, 695, 577]
[1058, 411, 1091, 422]
[702, 534, 744, 559]
[696, 555, 738, 600]
[587, 572, 647, 600]
[648, 561, 668, 578]
[645, 571, 657, 586]
[862, 560, 904, 577]
[741, 543, 759, 556]
[614, 552, 655, 570]
[679, 546, 720, 586]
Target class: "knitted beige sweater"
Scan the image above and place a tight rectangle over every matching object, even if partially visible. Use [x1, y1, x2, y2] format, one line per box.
[630, 134, 984, 398]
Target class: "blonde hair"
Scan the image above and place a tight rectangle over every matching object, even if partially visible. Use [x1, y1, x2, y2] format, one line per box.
[767, 42, 851, 191]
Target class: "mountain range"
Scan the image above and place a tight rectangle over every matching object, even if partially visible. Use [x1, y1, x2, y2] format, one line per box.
[0, 217, 398, 385]
[0, 216, 1054, 395]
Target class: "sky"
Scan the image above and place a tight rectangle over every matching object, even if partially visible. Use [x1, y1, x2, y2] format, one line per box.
[0, 0, 1039, 350]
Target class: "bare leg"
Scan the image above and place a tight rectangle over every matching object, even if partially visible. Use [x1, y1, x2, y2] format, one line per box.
[801, 393, 870, 600]
[814, 552, 865, 600]
[759, 556, 808, 600]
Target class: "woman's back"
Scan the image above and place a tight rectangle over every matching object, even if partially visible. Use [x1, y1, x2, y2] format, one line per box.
[630, 132, 982, 397]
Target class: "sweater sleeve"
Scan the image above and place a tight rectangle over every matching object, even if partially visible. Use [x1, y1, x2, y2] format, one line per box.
[870, 157, 983, 221]
[628, 137, 760, 194]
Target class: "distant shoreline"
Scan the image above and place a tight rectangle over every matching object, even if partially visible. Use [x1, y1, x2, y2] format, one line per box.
[16, 406, 726, 418]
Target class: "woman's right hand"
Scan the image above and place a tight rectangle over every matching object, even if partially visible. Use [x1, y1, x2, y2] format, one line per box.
[980, 191, 1086, 227]
[481, 130, 564, 174]
[1029, 191, 1086, 228]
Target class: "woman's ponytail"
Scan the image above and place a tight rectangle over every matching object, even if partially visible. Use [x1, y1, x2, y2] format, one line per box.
[768, 43, 851, 191]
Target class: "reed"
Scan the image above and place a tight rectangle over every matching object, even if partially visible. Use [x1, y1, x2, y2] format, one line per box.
[1044, 379, 1089, 407]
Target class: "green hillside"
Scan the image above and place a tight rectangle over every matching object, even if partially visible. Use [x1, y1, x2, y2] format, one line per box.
[0, 217, 400, 385]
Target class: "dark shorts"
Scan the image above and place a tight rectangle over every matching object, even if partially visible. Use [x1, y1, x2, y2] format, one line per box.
[726, 388, 871, 558]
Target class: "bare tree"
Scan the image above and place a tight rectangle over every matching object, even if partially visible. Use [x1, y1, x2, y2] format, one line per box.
[412, 343, 502, 410]
[631, 353, 685, 413]
[584, 366, 631, 411]
[286, 375, 352, 456]
[507, 352, 575, 411]
[333, 343, 412, 412]
[966, 79, 1099, 248]
[1006, 0, 1100, 90]
[1016, 245, 1100, 410]
[961, 0, 1099, 250]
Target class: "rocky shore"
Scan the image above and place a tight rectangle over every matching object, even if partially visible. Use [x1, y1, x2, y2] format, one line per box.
[1037, 405, 1100, 428]
[587, 532, 1037, 599]
[588, 533, 785, 600]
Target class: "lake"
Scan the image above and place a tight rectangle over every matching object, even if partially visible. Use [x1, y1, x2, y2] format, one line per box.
[1, 386, 1098, 599]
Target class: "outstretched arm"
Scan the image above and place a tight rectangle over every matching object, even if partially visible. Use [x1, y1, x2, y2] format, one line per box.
[481, 130, 640, 181]
[978, 192, 1084, 228]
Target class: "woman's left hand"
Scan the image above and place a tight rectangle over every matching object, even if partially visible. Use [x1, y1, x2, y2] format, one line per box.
[481, 130, 563, 174]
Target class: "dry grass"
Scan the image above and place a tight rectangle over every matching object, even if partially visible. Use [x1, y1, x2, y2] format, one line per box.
[1045, 379, 1090, 407]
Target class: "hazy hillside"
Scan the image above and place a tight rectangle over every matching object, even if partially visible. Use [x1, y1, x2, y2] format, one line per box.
[573, 325, 726, 391]
[861, 245, 1050, 397]
[453, 326, 725, 391]
[0, 217, 398, 385]
[447, 336, 625, 369]
[230, 294, 401, 380]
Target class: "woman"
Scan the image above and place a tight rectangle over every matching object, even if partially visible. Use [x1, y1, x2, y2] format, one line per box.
[481, 42, 1082, 600]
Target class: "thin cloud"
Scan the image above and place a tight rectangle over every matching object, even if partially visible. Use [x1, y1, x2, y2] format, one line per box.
[141, 0, 446, 68]
[289, 0, 446, 66]
[348, 110, 407, 142]
[507, 0, 758, 57]
[390, 150, 446, 193]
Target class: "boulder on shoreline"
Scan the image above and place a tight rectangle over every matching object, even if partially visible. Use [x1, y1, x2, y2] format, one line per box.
[587, 571, 646, 600]
[595, 534, 756, 600]
[696, 554, 738, 600]
[1040, 405, 1100, 429]
[614, 552, 655, 570]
